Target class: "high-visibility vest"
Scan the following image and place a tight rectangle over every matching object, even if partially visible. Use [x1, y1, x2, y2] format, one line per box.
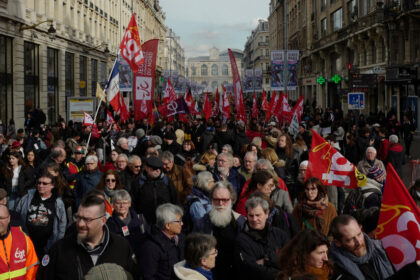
[0, 227, 29, 280]
[66, 161, 81, 189]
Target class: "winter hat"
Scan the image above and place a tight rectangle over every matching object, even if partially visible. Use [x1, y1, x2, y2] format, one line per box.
[11, 141, 21, 149]
[149, 135, 162, 146]
[84, 263, 133, 280]
[136, 128, 145, 139]
[163, 129, 176, 141]
[367, 166, 385, 182]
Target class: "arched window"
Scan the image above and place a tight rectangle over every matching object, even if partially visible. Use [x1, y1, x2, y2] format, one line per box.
[201, 81, 207, 87]
[222, 64, 228, 75]
[201, 64, 208, 76]
[211, 64, 218, 76]
[211, 81, 218, 89]
[371, 41, 376, 64]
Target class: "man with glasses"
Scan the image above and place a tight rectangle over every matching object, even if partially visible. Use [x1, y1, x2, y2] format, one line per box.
[239, 152, 257, 181]
[213, 153, 246, 199]
[193, 181, 245, 280]
[138, 203, 184, 280]
[37, 194, 137, 279]
[131, 156, 178, 224]
[119, 155, 142, 192]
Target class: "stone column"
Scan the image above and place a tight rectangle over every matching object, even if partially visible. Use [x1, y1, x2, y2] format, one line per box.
[13, 37, 25, 129]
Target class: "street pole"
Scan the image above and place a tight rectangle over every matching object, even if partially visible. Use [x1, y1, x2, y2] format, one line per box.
[283, 0, 288, 100]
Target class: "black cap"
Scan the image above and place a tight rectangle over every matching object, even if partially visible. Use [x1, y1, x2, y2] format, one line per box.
[144, 156, 163, 169]
[164, 130, 176, 141]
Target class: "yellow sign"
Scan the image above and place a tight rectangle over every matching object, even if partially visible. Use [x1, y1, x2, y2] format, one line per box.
[80, 81, 86, 88]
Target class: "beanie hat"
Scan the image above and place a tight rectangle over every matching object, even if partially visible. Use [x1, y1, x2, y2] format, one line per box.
[136, 129, 145, 139]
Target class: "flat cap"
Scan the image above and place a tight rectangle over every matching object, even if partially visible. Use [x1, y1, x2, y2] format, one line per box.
[144, 156, 163, 169]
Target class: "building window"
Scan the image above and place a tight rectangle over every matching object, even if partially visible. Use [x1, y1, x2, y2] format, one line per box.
[211, 81, 218, 89]
[211, 64, 218, 76]
[65, 52, 74, 97]
[100, 61, 106, 88]
[381, 39, 386, 62]
[331, 8, 342, 32]
[321, 18, 327, 37]
[191, 66, 196, 76]
[370, 41, 376, 64]
[91, 59, 98, 96]
[201, 64, 208, 76]
[24, 42, 39, 114]
[0, 35, 13, 123]
[347, 0, 356, 21]
[222, 64, 228, 75]
[321, 0, 326, 11]
[80, 56, 87, 96]
[47, 48, 58, 124]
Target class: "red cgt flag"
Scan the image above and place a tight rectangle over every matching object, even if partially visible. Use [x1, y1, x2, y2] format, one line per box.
[203, 92, 212, 121]
[120, 14, 144, 73]
[91, 124, 100, 138]
[376, 163, 420, 271]
[306, 130, 359, 188]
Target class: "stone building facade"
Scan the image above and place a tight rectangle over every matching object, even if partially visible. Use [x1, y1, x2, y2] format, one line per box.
[268, 0, 420, 126]
[164, 28, 185, 78]
[243, 19, 271, 92]
[0, 0, 166, 128]
[187, 47, 244, 92]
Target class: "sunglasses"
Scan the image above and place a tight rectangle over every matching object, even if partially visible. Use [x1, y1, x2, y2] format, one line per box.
[38, 181, 51, 185]
[106, 179, 116, 183]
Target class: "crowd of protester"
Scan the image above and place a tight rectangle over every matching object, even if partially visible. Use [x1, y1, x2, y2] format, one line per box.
[0, 104, 419, 280]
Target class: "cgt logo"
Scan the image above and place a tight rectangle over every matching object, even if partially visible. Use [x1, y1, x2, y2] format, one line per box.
[14, 248, 26, 263]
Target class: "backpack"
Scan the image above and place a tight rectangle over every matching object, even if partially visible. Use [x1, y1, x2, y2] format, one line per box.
[181, 196, 200, 234]
[343, 187, 382, 215]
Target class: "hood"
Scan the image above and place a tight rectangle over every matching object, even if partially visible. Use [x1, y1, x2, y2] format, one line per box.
[389, 143, 403, 152]
[173, 261, 208, 280]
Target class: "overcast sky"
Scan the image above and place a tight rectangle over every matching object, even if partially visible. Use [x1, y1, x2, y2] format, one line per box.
[160, 0, 269, 58]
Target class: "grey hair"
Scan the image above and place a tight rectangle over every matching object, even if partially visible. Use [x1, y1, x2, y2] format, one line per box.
[112, 189, 132, 203]
[245, 196, 269, 213]
[222, 144, 233, 154]
[389, 134, 398, 144]
[155, 203, 184, 230]
[128, 155, 141, 164]
[196, 171, 213, 191]
[117, 154, 128, 162]
[210, 181, 237, 204]
[85, 155, 98, 164]
[244, 151, 258, 162]
[161, 150, 174, 162]
[366, 146, 377, 155]
[217, 152, 234, 167]
[255, 159, 274, 171]
[117, 137, 128, 146]
[51, 147, 64, 159]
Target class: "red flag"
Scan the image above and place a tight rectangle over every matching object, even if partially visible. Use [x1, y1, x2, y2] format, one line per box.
[120, 14, 144, 73]
[91, 124, 100, 138]
[267, 91, 279, 122]
[203, 92, 212, 121]
[252, 91, 258, 119]
[261, 89, 269, 111]
[120, 96, 129, 123]
[306, 130, 359, 188]
[106, 111, 119, 130]
[133, 39, 159, 121]
[222, 86, 230, 119]
[163, 79, 177, 104]
[376, 163, 420, 270]
[83, 111, 94, 126]
[293, 95, 304, 123]
[213, 88, 220, 115]
[184, 90, 198, 115]
[228, 49, 245, 122]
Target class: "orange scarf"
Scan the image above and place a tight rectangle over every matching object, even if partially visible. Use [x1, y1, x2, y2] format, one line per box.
[305, 264, 331, 280]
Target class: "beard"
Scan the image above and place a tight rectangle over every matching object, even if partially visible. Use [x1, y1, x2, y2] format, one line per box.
[217, 166, 229, 177]
[209, 204, 232, 228]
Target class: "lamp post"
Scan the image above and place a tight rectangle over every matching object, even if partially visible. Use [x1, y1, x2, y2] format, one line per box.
[20, 19, 56, 40]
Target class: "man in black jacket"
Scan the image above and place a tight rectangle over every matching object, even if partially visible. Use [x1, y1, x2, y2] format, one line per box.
[234, 196, 289, 280]
[130, 156, 178, 224]
[138, 203, 184, 280]
[36, 194, 137, 280]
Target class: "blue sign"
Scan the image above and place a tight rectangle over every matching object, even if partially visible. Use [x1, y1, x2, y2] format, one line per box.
[348, 92, 365, 110]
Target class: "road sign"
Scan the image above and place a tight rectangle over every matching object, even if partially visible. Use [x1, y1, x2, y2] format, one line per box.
[348, 92, 365, 110]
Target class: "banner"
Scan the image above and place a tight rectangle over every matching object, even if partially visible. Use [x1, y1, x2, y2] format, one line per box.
[376, 163, 420, 271]
[271, 50, 285, 91]
[306, 130, 360, 188]
[254, 68, 263, 92]
[244, 69, 254, 93]
[159, 98, 189, 117]
[228, 49, 245, 122]
[133, 39, 159, 121]
[286, 50, 299, 91]
[118, 54, 133, 92]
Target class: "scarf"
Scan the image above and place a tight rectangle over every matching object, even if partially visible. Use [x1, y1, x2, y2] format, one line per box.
[184, 263, 213, 280]
[299, 195, 328, 232]
[104, 186, 115, 199]
[330, 233, 394, 280]
[305, 264, 331, 280]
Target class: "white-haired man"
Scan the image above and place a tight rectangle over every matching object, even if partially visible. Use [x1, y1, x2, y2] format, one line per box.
[213, 152, 246, 199]
[75, 155, 102, 206]
[357, 147, 386, 184]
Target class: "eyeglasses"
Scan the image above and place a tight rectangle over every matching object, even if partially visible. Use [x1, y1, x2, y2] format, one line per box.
[114, 201, 130, 206]
[105, 179, 116, 183]
[37, 181, 51, 185]
[86, 162, 96, 165]
[212, 198, 230, 203]
[170, 220, 183, 224]
[207, 249, 218, 256]
[133, 165, 141, 169]
[75, 214, 105, 224]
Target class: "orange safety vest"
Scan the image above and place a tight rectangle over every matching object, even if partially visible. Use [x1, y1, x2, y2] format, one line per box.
[0, 227, 38, 280]
[66, 161, 81, 190]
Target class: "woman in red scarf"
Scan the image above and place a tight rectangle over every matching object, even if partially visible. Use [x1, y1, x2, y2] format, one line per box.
[292, 177, 337, 236]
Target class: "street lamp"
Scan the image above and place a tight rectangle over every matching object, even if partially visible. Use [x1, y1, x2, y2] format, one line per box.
[20, 19, 56, 40]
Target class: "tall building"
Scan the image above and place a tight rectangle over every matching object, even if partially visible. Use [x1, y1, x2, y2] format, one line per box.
[268, 0, 420, 125]
[164, 28, 186, 78]
[187, 47, 244, 91]
[0, 0, 166, 128]
[243, 19, 271, 92]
